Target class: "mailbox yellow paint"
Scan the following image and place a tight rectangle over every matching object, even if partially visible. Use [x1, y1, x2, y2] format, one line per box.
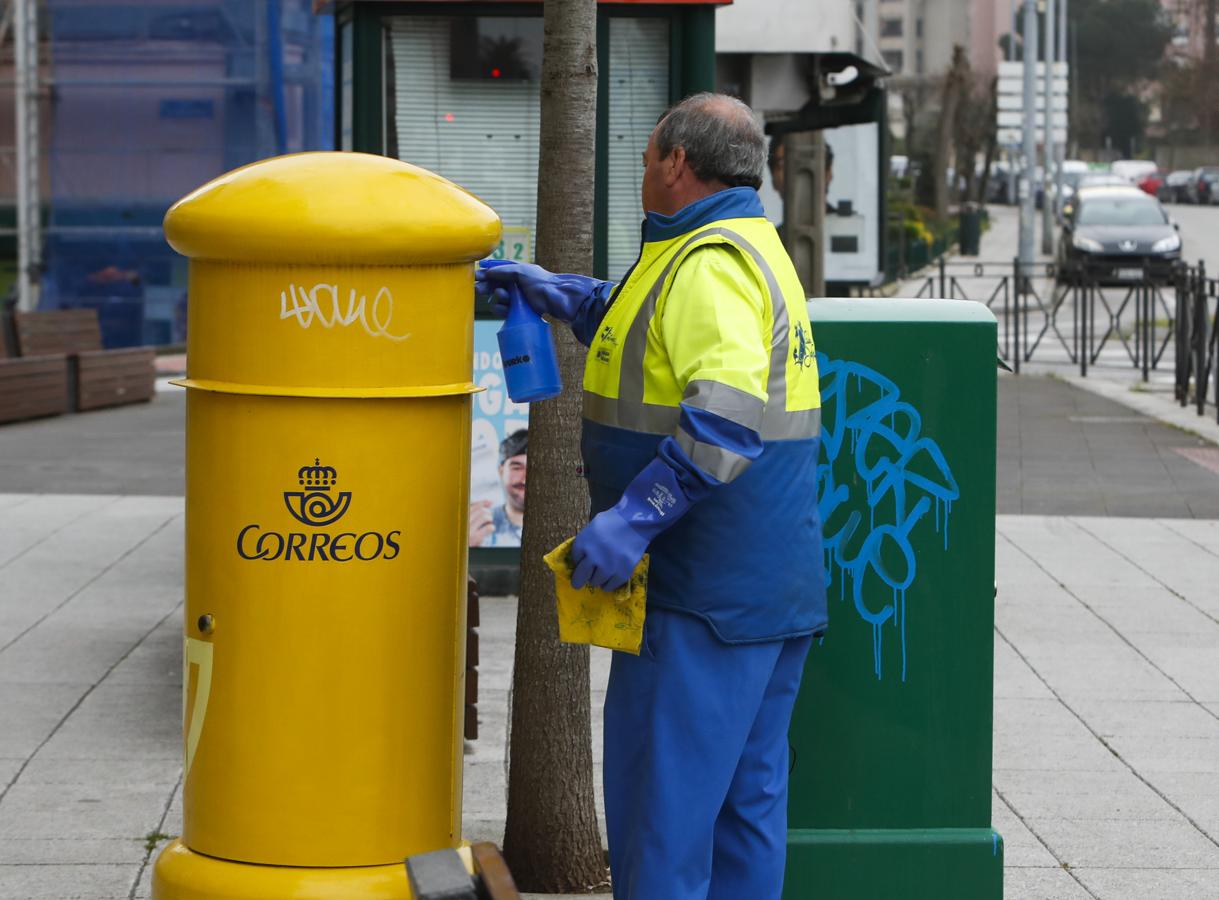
[153, 152, 500, 899]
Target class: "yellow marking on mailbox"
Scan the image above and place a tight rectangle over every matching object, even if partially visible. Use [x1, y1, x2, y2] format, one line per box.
[183, 637, 213, 778]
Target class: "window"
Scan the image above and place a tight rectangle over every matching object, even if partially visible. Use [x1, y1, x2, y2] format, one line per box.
[882, 49, 904, 72]
[881, 18, 903, 37]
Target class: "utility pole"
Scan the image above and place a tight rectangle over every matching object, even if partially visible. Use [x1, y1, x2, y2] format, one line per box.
[14, 0, 40, 312]
[1041, 0, 1056, 255]
[1020, 0, 1038, 274]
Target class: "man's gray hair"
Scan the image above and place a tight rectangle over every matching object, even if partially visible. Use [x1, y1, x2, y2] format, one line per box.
[654, 93, 767, 190]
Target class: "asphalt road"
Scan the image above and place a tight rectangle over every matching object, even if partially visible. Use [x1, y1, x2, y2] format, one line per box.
[1155, 199, 1219, 274]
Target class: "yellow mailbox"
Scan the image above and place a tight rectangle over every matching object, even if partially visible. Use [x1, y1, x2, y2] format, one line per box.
[153, 152, 500, 899]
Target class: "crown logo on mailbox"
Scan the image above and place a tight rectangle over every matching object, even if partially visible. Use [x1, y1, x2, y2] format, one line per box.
[298, 458, 338, 491]
[284, 457, 352, 527]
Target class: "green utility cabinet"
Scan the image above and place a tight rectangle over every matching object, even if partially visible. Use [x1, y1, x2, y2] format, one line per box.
[786, 299, 1002, 899]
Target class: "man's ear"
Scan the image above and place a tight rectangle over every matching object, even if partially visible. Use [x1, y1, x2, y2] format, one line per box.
[664, 146, 686, 187]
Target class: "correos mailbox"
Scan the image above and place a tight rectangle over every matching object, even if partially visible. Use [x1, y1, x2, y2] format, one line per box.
[153, 152, 500, 898]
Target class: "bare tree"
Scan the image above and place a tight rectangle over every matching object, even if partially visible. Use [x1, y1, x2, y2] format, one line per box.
[976, 76, 1000, 204]
[954, 71, 998, 203]
[934, 46, 970, 221]
[501, 0, 608, 892]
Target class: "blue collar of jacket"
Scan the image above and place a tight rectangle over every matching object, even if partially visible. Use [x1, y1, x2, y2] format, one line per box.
[643, 187, 765, 243]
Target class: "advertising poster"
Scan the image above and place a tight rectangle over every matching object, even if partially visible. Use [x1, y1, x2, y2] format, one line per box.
[469, 320, 529, 548]
[823, 122, 882, 286]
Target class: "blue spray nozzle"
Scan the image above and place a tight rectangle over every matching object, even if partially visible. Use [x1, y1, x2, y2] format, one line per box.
[502, 282, 539, 327]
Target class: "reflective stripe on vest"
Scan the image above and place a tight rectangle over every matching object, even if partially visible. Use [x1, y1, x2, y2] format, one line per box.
[583, 224, 820, 442]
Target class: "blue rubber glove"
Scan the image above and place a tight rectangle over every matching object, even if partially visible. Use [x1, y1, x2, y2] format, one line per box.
[475, 260, 615, 344]
[571, 456, 693, 592]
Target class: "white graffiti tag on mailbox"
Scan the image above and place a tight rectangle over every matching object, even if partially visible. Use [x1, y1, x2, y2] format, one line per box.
[816, 353, 959, 682]
[279, 283, 411, 342]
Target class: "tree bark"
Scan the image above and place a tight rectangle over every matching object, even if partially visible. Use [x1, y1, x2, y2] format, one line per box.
[501, 0, 608, 892]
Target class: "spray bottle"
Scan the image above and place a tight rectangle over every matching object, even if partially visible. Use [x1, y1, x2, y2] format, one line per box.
[495, 279, 562, 403]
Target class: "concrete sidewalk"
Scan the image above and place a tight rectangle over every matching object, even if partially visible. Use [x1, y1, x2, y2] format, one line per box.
[4, 342, 1219, 897]
[1, 493, 1218, 898]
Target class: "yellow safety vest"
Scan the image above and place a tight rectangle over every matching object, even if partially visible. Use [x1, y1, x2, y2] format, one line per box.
[580, 207, 827, 643]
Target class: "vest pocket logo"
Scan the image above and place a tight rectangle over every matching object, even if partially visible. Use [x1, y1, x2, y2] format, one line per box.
[792, 322, 815, 368]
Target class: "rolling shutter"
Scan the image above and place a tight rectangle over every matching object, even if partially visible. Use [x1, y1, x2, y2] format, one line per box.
[387, 15, 669, 277]
[606, 18, 669, 280]
[388, 17, 541, 250]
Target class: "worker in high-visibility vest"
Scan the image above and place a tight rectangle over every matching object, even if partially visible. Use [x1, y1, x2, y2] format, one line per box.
[476, 92, 826, 900]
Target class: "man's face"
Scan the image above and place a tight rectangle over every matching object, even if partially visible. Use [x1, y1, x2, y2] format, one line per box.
[641, 129, 670, 214]
[500, 453, 526, 512]
[770, 142, 785, 195]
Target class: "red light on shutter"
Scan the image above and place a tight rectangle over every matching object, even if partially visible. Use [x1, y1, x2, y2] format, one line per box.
[491, 68, 502, 78]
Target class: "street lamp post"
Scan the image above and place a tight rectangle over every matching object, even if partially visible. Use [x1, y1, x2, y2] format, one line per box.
[1042, 0, 1056, 255]
[1019, 0, 1039, 276]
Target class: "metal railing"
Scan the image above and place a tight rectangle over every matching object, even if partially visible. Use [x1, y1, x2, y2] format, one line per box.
[911, 256, 1185, 379]
[1173, 261, 1219, 422]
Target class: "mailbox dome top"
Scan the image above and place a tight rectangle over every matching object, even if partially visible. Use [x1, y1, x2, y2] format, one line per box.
[164, 152, 502, 265]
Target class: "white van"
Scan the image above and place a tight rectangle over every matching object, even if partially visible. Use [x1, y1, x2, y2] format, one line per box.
[1111, 160, 1159, 184]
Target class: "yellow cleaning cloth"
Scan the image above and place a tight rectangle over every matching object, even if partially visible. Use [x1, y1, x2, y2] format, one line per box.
[544, 538, 648, 655]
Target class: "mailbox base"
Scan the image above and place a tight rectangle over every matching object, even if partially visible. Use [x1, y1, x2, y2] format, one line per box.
[784, 828, 1004, 899]
[152, 839, 422, 899]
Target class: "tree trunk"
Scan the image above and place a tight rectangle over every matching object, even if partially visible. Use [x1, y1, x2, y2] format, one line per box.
[934, 48, 969, 223]
[977, 77, 999, 203]
[501, 0, 608, 892]
[1205, 0, 1217, 142]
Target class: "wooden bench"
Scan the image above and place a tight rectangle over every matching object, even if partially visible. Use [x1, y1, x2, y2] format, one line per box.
[0, 340, 70, 424]
[0, 318, 70, 425]
[13, 309, 156, 412]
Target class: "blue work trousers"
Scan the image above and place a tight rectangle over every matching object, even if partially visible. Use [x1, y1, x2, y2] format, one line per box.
[603, 608, 812, 900]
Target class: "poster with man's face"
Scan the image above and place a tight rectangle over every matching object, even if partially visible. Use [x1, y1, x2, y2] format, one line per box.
[469, 321, 529, 548]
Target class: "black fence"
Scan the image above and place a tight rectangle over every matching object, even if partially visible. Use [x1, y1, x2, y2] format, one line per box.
[909, 259, 1207, 410]
[1175, 262, 1219, 422]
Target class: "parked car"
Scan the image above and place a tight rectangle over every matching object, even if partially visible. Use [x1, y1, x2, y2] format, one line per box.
[1187, 167, 1219, 204]
[1159, 170, 1193, 203]
[1058, 186, 1181, 284]
[1111, 159, 1159, 184]
[1137, 170, 1166, 197]
[1077, 173, 1129, 190]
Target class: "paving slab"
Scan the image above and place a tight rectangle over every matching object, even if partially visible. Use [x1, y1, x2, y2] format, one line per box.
[1073, 868, 1219, 900]
[1002, 866, 1097, 900]
[0, 862, 134, 899]
[0, 683, 89, 761]
[0, 838, 146, 866]
[995, 769, 1180, 823]
[1024, 816, 1219, 870]
[0, 780, 175, 842]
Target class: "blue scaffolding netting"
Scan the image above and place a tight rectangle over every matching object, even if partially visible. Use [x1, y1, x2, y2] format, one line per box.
[43, 0, 333, 346]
